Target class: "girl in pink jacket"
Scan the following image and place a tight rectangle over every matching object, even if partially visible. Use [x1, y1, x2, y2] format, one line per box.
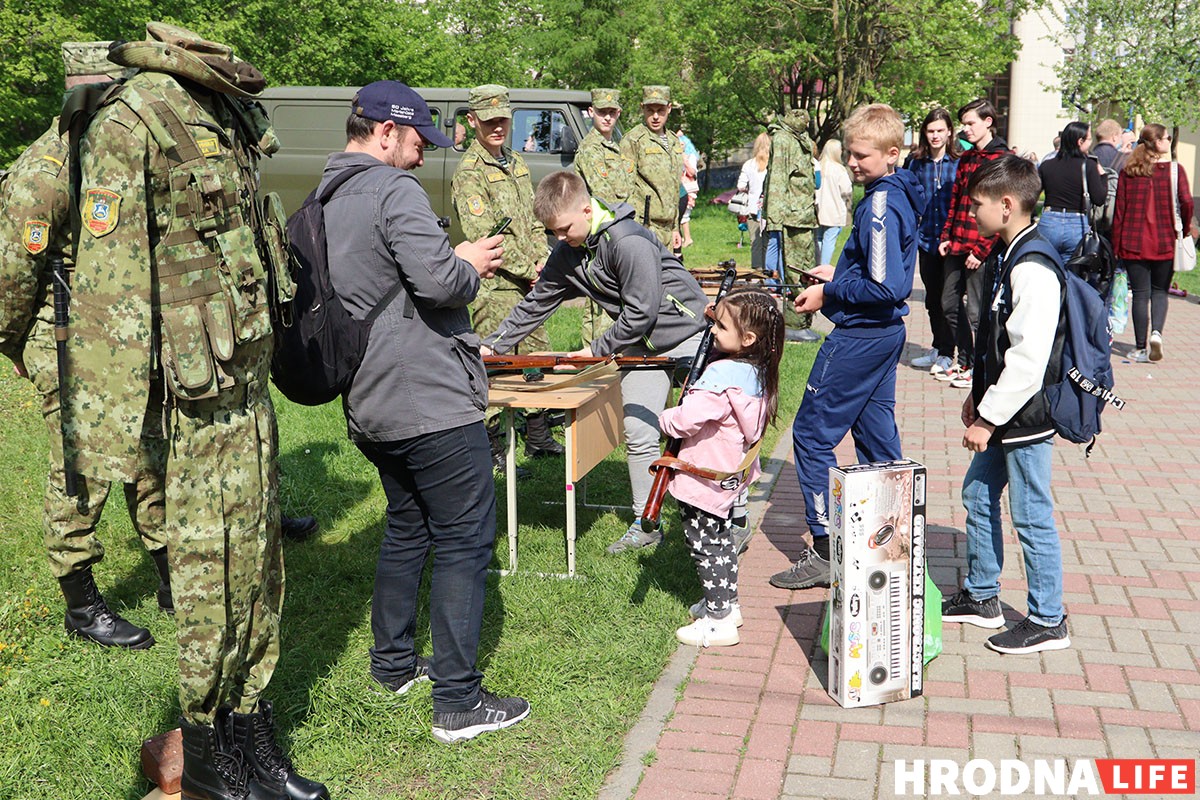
[662, 289, 784, 647]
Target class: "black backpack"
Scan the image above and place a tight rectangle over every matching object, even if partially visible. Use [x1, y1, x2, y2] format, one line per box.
[270, 164, 407, 405]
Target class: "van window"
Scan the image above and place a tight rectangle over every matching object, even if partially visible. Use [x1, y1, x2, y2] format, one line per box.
[453, 109, 476, 152]
[424, 109, 440, 151]
[514, 108, 571, 154]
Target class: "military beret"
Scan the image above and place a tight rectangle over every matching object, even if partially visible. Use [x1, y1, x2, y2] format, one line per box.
[61, 41, 126, 79]
[590, 88, 621, 111]
[641, 85, 671, 107]
[469, 84, 512, 121]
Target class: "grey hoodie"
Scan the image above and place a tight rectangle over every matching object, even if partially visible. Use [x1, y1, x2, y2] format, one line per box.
[320, 151, 488, 442]
[484, 202, 708, 356]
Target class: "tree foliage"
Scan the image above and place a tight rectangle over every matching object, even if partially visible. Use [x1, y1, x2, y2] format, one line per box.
[1053, 0, 1200, 129]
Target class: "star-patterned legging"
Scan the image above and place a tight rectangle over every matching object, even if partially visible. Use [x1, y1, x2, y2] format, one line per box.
[680, 501, 739, 619]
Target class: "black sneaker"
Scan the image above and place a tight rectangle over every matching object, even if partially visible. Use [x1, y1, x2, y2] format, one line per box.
[432, 689, 530, 743]
[769, 546, 830, 590]
[372, 656, 432, 695]
[986, 615, 1070, 655]
[941, 589, 1005, 629]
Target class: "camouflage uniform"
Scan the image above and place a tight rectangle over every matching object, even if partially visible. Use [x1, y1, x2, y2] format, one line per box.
[574, 88, 631, 345]
[764, 108, 818, 328]
[620, 86, 684, 248]
[69, 27, 284, 724]
[0, 119, 168, 581]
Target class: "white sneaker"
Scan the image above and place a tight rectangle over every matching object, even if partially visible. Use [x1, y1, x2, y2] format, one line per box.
[1149, 331, 1163, 362]
[688, 598, 744, 627]
[676, 616, 740, 647]
[935, 364, 963, 382]
[1128, 348, 1149, 363]
[910, 348, 938, 368]
[949, 369, 973, 389]
[930, 355, 954, 375]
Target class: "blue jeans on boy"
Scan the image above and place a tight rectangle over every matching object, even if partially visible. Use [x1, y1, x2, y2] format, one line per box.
[817, 225, 842, 265]
[962, 437, 1063, 627]
[1037, 210, 1088, 265]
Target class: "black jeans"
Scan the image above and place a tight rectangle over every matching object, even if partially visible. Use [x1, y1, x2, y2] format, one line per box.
[1124, 258, 1173, 348]
[918, 248, 955, 357]
[941, 253, 986, 368]
[357, 422, 496, 712]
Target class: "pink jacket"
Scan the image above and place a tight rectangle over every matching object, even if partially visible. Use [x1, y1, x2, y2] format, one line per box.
[658, 359, 769, 518]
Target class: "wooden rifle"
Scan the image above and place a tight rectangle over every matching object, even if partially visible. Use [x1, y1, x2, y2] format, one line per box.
[639, 264, 739, 533]
[483, 354, 677, 373]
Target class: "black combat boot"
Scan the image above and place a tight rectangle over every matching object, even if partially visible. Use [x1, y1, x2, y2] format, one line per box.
[523, 411, 565, 457]
[149, 547, 173, 614]
[487, 423, 531, 479]
[58, 566, 154, 649]
[281, 516, 319, 542]
[231, 700, 330, 800]
[180, 706, 283, 800]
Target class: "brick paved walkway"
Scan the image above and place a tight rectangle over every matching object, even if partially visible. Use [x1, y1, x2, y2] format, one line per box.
[625, 284, 1200, 800]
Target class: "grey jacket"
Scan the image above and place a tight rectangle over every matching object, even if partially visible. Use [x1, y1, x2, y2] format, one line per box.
[321, 151, 487, 441]
[484, 202, 708, 356]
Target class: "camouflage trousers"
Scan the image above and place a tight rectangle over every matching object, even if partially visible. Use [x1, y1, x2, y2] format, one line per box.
[580, 300, 614, 347]
[24, 316, 167, 579]
[166, 386, 283, 725]
[472, 280, 549, 428]
[769, 226, 818, 329]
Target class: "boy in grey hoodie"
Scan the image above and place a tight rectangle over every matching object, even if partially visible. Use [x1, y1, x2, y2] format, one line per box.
[482, 170, 709, 553]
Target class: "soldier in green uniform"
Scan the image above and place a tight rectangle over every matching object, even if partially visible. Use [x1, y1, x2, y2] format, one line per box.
[69, 23, 326, 800]
[452, 84, 562, 468]
[763, 108, 821, 342]
[573, 87, 632, 345]
[620, 85, 684, 250]
[0, 42, 168, 650]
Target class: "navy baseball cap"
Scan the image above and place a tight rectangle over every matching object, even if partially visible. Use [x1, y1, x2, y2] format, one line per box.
[352, 80, 452, 148]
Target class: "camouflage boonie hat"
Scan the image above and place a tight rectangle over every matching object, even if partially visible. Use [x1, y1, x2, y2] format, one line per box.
[61, 42, 126, 79]
[107, 22, 266, 97]
[641, 85, 671, 107]
[469, 84, 511, 121]
[590, 88, 621, 111]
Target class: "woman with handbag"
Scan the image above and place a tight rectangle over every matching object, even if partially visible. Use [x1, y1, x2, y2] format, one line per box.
[1112, 124, 1194, 363]
[735, 132, 771, 268]
[1037, 121, 1108, 264]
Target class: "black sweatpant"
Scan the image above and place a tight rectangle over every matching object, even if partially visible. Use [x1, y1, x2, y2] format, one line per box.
[681, 501, 739, 619]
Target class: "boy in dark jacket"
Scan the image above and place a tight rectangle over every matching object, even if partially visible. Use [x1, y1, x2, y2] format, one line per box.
[942, 154, 1071, 654]
[770, 104, 926, 590]
[482, 171, 709, 553]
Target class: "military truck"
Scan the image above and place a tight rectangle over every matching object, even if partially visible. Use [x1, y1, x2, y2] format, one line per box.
[258, 86, 601, 242]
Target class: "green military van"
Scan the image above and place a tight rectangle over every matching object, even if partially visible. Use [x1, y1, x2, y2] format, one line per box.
[259, 86, 600, 242]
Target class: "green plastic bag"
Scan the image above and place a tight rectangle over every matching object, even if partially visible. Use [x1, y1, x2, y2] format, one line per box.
[820, 567, 943, 666]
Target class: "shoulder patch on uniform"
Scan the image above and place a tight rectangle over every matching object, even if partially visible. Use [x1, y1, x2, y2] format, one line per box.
[21, 220, 51, 254]
[196, 137, 221, 158]
[623, 156, 635, 173]
[466, 195, 485, 216]
[83, 188, 121, 238]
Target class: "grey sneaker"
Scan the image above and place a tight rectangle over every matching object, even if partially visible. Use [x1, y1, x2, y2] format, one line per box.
[731, 522, 753, 555]
[1128, 348, 1149, 363]
[911, 348, 938, 368]
[769, 546, 830, 589]
[431, 689, 530, 743]
[372, 656, 432, 695]
[606, 520, 662, 554]
[785, 328, 821, 343]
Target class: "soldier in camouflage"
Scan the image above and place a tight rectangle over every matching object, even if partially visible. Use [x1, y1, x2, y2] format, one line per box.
[573, 88, 632, 345]
[620, 86, 684, 250]
[0, 42, 168, 650]
[452, 84, 563, 470]
[763, 108, 821, 341]
[68, 23, 326, 800]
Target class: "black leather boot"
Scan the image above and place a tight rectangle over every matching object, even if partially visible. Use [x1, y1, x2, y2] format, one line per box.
[180, 707, 283, 800]
[58, 566, 154, 649]
[488, 423, 531, 479]
[281, 516, 318, 542]
[523, 411, 565, 457]
[149, 547, 173, 614]
[231, 701, 330, 800]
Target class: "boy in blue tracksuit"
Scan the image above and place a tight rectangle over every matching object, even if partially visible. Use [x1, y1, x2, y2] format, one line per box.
[771, 104, 926, 590]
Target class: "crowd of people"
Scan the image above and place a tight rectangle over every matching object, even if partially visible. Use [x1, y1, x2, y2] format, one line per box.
[0, 21, 1193, 797]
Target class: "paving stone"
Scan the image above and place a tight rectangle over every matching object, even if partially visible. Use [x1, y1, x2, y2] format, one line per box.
[971, 731, 1019, 760]
[781, 774, 872, 799]
[785, 754, 834, 777]
[1102, 724, 1153, 758]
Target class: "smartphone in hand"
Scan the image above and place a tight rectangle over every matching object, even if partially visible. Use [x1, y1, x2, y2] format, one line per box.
[488, 217, 513, 237]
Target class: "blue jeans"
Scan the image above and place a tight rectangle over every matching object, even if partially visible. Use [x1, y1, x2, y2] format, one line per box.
[765, 230, 782, 276]
[1037, 211, 1088, 265]
[962, 438, 1063, 626]
[817, 225, 842, 265]
[357, 422, 497, 712]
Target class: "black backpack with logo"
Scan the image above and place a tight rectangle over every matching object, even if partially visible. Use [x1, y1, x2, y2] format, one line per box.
[270, 164, 406, 405]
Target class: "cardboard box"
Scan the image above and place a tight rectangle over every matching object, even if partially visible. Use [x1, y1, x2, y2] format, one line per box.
[827, 459, 926, 708]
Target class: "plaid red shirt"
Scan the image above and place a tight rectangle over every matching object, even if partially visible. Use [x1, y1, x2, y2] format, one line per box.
[1112, 161, 1194, 261]
[939, 138, 1008, 259]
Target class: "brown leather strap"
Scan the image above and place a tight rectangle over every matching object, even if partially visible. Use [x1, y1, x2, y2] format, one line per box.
[649, 438, 764, 481]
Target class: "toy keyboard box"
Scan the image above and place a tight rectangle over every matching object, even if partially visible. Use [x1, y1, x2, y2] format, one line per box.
[827, 459, 927, 708]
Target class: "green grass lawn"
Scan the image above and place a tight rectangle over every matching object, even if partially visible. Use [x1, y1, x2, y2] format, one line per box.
[0, 207, 819, 799]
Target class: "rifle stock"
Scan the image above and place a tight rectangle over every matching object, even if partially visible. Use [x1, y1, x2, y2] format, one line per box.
[639, 263, 739, 533]
[50, 256, 78, 497]
[483, 354, 676, 372]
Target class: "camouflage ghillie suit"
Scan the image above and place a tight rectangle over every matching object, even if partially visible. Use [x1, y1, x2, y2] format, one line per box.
[0, 118, 169, 580]
[69, 25, 287, 724]
[764, 108, 818, 328]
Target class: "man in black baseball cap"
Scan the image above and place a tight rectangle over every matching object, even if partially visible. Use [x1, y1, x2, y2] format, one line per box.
[351, 79, 453, 154]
